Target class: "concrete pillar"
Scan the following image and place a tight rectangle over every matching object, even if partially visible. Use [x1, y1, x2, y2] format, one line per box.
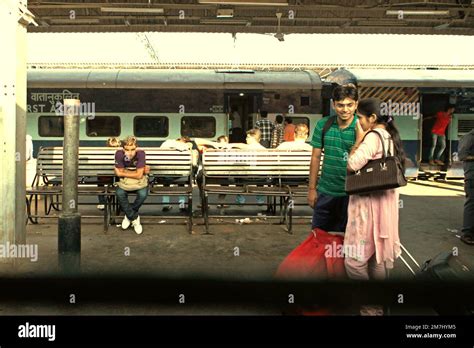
[0, 0, 30, 264]
[58, 99, 81, 273]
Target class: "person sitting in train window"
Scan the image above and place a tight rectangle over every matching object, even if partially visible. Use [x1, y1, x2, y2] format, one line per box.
[458, 128, 474, 245]
[235, 129, 266, 206]
[114, 136, 150, 235]
[255, 110, 274, 148]
[97, 137, 121, 210]
[308, 83, 358, 233]
[271, 115, 285, 148]
[344, 98, 404, 283]
[160, 137, 194, 213]
[276, 124, 312, 151]
[427, 104, 455, 166]
[283, 117, 296, 142]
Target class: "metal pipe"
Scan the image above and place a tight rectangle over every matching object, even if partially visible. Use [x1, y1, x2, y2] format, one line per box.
[58, 98, 81, 274]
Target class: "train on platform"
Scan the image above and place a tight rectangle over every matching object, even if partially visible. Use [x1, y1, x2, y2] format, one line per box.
[26, 69, 323, 156]
[26, 68, 474, 179]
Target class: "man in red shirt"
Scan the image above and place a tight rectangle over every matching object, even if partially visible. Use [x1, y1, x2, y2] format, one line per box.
[428, 104, 455, 165]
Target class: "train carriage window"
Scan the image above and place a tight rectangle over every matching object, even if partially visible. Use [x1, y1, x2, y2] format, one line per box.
[181, 116, 216, 138]
[134, 116, 169, 137]
[300, 96, 310, 106]
[38, 116, 64, 137]
[86, 116, 120, 137]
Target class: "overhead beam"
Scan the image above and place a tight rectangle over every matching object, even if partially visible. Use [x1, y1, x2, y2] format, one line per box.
[36, 15, 472, 24]
[27, 3, 474, 12]
[27, 23, 474, 35]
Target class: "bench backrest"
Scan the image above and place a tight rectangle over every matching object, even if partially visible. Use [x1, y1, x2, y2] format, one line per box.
[202, 149, 315, 179]
[36, 147, 193, 179]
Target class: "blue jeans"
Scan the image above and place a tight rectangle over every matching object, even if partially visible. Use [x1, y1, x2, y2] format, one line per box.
[116, 187, 148, 221]
[429, 133, 446, 161]
[311, 192, 349, 232]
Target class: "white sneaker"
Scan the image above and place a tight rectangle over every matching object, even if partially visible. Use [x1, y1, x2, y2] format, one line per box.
[121, 215, 131, 230]
[97, 204, 105, 210]
[131, 216, 143, 235]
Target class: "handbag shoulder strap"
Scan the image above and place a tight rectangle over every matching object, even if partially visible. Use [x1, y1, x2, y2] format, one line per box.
[373, 128, 394, 157]
[361, 129, 388, 160]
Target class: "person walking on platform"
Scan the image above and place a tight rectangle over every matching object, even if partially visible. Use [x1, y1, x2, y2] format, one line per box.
[428, 104, 455, 165]
[344, 98, 404, 280]
[255, 110, 274, 148]
[459, 129, 474, 245]
[114, 136, 150, 235]
[308, 84, 358, 232]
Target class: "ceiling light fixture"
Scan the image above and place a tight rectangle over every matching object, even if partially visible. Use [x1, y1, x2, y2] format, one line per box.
[101, 7, 164, 14]
[199, 0, 288, 6]
[200, 19, 249, 24]
[217, 9, 234, 18]
[386, 10, 450, 16]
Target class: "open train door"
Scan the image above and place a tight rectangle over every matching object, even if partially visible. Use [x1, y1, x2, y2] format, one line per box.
[225, 92, 261, 143]
[419, 93, 450, 179]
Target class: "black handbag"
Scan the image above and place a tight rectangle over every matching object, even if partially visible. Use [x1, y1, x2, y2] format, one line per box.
[345, 129, 407, 195]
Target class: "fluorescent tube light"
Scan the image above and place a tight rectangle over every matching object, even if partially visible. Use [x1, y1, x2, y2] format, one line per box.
[200, 19, 249, 24]
[386, 10, 450, 16]
[199, 0, 287, 6]
[101, 7, 164, 14]
[217, 9, 234, 18]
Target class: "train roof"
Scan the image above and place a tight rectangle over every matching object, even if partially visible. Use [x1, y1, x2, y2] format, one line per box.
[27, 69, 321, 90]
[347, 69, 474, 88]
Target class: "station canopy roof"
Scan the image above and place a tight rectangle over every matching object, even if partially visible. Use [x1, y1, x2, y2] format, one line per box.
[348, 68, 474, 87]
[27, 0, 474, 36]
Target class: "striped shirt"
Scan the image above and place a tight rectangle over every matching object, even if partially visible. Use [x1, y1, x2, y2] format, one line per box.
[310, 116, 357, 197]
[255, 118, 275, 142]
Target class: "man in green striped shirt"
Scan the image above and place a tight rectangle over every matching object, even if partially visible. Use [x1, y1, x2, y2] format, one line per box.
[308, 84, 358, 232]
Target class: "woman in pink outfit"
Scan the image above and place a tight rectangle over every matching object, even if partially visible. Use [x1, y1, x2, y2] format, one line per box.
[344, 98, 405, 280]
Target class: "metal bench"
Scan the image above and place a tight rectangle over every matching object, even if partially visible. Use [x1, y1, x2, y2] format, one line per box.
[26, 147, 115, 229]
[201, 149, 313, 234]
[26, 147, 194, 233]
[109, 148, 194, 233]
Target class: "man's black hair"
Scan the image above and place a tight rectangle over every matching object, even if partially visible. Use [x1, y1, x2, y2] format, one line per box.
[332, 83, 358, 102]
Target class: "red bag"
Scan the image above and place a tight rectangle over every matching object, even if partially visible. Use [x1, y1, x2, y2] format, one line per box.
[275, 228, 347, 280]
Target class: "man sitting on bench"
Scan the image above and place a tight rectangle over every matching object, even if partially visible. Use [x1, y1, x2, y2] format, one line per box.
[233, 129, 266, 206]
[114, 136, 150, 235]
[276, 124, 312, 151]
